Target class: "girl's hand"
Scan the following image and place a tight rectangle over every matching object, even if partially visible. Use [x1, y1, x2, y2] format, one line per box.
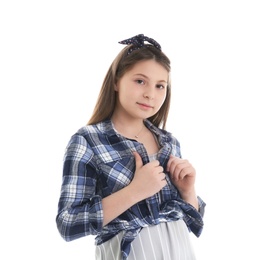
[130, 152, 167, 201]
[166, 155, 196, 195]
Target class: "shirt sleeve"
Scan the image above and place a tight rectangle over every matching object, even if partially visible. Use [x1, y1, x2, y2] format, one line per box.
[56, 134, 103, 241]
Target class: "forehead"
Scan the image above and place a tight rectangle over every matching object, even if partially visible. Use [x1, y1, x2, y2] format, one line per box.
[126, 59, 169, 80]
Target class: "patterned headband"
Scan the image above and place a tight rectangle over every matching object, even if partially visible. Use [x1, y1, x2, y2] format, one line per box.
[118, 34, 161, 55]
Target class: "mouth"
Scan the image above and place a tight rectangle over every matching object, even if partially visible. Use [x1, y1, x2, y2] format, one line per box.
[136, 102, 154, 109]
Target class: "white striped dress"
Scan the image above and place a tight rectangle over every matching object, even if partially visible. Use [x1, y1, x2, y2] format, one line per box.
[95, 219, 196, 260]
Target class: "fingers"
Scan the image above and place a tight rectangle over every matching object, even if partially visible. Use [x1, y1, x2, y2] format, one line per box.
[161, 173, 167, 181]
[133, 151, 161, 169]
[133, 151, 166, 180]
[167, 155, 195, 180]
[174, 166, 192, 179]
[132, 152, 167, 197]
[167, 157, 186, 175]
[166, 154, 177, 172]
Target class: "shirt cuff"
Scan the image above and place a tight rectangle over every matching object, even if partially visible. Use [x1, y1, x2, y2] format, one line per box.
[197, 196, 206, 218]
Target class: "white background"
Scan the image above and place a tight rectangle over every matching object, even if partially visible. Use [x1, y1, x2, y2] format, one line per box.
[1, 1, 267, 259]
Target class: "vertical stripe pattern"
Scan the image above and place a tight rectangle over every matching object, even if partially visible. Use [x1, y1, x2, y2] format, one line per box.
[95, 220, 196, 260]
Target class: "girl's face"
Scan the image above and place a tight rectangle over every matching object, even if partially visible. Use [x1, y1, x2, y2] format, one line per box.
[114, 59, 168, 120]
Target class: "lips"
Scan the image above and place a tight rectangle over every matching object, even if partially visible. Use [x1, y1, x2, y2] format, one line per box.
[136, 102, 153, 109]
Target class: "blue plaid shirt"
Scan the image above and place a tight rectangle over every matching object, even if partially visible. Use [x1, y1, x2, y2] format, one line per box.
[56, 119, 206, 259]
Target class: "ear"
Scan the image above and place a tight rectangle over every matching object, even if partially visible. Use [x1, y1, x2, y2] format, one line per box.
[114, 84, 119, 91]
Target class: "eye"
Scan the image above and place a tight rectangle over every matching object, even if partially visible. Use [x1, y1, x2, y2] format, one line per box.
[156, 84, 166, 89]
[136, 79, 145, 85]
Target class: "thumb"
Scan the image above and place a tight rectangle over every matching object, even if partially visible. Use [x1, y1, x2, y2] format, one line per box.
[133, 151, 143, 169]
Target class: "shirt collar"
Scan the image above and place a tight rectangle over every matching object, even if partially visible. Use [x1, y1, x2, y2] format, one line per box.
[95, 119, 172, 144]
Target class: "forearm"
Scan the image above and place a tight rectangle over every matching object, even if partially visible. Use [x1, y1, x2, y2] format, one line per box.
[180, 189, 199, 211]
[102, 184, 142, 226]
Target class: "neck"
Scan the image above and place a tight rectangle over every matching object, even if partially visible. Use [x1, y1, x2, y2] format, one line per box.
[111, 117, 145, 139]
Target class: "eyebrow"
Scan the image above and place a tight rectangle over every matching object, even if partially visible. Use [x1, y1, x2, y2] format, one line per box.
[133, 73, 167, 83]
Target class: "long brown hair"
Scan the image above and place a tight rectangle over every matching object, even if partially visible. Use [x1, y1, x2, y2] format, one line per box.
[87, 44, 171, 129]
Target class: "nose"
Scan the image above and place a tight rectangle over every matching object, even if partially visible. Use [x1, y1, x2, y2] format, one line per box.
[143, 87, 154, 100]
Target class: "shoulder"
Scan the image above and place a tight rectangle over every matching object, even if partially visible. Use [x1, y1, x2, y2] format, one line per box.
[64, 122, 108, 159]
[76, 124, 99, 137]
[75, 120, 114, 138]
[67, 120, 116, 148]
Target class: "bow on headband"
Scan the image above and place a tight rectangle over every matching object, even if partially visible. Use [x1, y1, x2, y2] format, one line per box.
[119, 34, 161, 55]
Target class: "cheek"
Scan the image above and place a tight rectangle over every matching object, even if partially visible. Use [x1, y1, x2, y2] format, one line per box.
[117, 88, 135, 105]
[121, 87, 138, 99]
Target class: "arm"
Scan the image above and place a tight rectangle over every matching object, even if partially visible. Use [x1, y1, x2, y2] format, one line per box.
[56, 138, 167, 239]
[179, 188, 199, 211]
[56, 135, 103, 241]
[166, 155, 199, 210]
[166, 138, 205, 236]
[101, 184, 138, 226]
[166, 155, 206, 237]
